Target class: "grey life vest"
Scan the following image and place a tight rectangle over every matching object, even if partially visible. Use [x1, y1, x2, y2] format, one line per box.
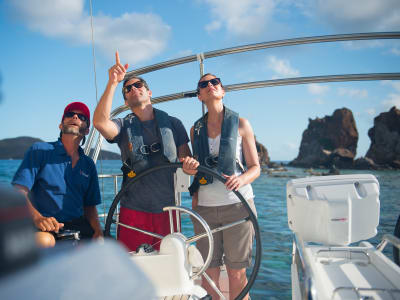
[121, 108, 177, 180]
[192, 106, 244, 188]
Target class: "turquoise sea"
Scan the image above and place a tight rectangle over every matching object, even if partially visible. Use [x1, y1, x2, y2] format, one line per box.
[1, 159, 399, 300]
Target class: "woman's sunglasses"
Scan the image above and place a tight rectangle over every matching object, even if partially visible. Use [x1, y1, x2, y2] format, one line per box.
[197, 78, 221, 89]
[123, 81, 145, 93]
[64, 111, 88, 122]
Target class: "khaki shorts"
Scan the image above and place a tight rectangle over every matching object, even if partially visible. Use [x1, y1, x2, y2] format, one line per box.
[192, 199, 256, 269]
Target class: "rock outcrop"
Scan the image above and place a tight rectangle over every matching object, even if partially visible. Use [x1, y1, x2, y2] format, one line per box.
[353, 156, 379, 170]
[0, 136, 121, 160]
[0, 136, 43, 159]
[365, 106, 400, 169]
[256, 139, 270, 166]
[289, 108, 358, 168]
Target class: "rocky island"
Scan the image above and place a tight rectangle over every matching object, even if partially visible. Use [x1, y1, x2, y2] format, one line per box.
[289, 108, 358, 169]
[0, 137, 121, 160]
[2, 106, 399, 171]
[289, 106, 400, 170]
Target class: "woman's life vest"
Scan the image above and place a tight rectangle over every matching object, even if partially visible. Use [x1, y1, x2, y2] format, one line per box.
[190, 106, 245, 194]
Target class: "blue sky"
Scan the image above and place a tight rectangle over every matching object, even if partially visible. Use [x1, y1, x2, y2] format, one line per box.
[0, 0, 399, 161]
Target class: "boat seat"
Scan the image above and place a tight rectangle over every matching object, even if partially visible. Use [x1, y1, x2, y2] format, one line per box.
[287, 174, 380, 246]
[287, 175, 400, 300]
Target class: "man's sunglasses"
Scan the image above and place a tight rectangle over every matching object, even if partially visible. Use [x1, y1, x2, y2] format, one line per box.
[64, 111, 88, 122]
[197, 78, 221, 89]
[123, 81, 145, 93]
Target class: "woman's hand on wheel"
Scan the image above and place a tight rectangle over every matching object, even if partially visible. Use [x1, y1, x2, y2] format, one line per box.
[223, 173, 245, 191]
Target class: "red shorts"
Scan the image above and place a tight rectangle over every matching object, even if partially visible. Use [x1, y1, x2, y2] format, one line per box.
[117, 207, 178, 252]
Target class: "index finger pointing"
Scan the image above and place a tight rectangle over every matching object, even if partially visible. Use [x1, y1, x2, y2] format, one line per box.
[115, 51, 120, 65]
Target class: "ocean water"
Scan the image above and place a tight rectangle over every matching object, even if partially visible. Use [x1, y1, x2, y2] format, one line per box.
[2, 159, 399, 299]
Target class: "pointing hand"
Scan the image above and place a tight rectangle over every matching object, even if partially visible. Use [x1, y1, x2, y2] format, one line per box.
[108, 51, 129, 84]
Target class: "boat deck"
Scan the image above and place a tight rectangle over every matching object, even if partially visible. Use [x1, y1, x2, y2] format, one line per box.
[304, 242, 400, 300]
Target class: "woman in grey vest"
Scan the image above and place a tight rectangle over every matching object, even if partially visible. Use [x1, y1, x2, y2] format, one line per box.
[190, 73, 260, 300]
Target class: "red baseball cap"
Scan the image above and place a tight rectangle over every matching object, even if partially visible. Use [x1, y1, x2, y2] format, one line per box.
[62, 102, 90, 127]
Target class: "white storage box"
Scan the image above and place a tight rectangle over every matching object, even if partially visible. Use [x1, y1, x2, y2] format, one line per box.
[287, 174, 380, 246]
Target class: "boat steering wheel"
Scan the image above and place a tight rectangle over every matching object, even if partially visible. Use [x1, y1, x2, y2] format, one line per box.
[104, 163, 261, 300]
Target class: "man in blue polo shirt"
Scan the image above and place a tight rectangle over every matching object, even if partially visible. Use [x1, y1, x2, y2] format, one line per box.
[12, 102, 103, 248]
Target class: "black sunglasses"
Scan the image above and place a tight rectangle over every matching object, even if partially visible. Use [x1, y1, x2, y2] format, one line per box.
[198, 78, 221, 89]
[123, 81, 145, 93]
[64, 111, 88, 122]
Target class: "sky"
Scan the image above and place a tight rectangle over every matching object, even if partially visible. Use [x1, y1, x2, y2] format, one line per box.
[0, 0, 399, 161]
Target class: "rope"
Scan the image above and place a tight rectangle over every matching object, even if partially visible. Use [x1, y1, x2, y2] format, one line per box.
[89, 0, 105, 214]
[89, 0, 99, 103]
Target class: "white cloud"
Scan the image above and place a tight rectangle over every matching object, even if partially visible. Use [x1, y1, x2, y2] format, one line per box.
[308, 83, 329, 95]
[93, 13, 171, 64]
[366, 108, 376, 116]
[382, 93, 400, 109]
[201, 0, 275, 37]
[391, 47, 400, 56]
[313, 98, 325, 105]
[285, 142, 298, 150]
[391, 81, 400, 92]
[342, 40, 384, 50]
[175, 50, 194, 58]
[338, 87, 368, 98]
[312, 0, 400, 32]
[381, 80, 400, 92]
[205, 20, 222, 32]
[267, 55, 299, 78]
[8, 0, 84, 37]
[6, 0, 170, 64]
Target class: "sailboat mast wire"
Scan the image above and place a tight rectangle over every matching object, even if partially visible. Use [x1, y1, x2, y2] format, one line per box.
[89, 0, 98, 103]
[89, 0, 105, 218]
[84, 0, 100, 155]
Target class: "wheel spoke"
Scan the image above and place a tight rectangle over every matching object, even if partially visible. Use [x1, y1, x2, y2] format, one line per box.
[202, 272, 227, 300]
[187, 217, 250, 244]
[116, 221, 164, 239]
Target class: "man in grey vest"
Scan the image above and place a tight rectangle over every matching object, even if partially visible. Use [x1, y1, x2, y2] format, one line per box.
[93, 52, 198, 252]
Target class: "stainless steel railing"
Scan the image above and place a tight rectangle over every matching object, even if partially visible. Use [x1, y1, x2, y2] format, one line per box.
[125, 32, 400, 78]
[85, 31, 400, 163]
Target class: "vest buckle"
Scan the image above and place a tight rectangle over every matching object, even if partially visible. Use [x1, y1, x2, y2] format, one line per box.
[205, 155, 218, 168]
[140, 142, 161, 155]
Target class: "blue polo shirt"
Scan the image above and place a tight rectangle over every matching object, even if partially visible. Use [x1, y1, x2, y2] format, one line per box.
[12, 139, 101, 222]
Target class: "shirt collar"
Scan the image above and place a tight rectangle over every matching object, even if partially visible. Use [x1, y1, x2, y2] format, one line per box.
[55, 138, 84, 156]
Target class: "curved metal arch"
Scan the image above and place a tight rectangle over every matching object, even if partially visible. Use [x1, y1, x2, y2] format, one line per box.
[85, 32, 400, 160]
[125, 32, 400, 79]
[86, 71, 400, 162]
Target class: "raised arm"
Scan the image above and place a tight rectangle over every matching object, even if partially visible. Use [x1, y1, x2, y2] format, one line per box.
[93, 51, 129, 140]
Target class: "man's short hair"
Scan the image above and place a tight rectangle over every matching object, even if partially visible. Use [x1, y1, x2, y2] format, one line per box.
[122, 76, 150, 100]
